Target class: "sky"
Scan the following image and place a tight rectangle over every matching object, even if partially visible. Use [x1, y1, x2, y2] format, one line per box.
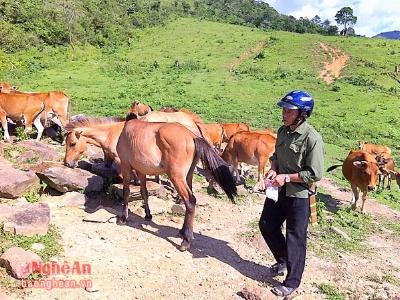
[264, 0, 400, 37]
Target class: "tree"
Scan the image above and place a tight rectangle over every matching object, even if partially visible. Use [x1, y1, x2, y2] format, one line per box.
[335, 7, 357, 36]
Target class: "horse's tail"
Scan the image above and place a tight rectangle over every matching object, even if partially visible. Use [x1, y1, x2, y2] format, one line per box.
[326, 164, 342, 172]
[194, 137, 237, 201]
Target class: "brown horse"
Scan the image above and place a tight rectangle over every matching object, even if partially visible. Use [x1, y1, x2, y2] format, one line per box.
[196, 123, 224, 149]
[158, 106, 203, 123]
[64, 116, 125, 171]
[127, 109, 202, 136]
[116, 120, 237, 251]
[128, 100, 153, 118]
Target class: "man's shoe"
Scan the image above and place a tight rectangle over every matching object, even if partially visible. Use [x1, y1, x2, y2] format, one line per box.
[271, 285, 297, 297]
[269, 262, 287, 276]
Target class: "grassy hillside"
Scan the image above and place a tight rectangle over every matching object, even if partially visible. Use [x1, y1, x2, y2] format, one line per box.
[1, 18, 400, 207]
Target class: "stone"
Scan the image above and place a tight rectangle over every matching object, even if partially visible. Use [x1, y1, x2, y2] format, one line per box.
[0, 247, 42, 279]
[111, 181, 166, 202]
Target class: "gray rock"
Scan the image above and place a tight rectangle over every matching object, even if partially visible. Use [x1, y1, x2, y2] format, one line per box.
[30, 162, 104, 193]
[3, 203, 51, 236]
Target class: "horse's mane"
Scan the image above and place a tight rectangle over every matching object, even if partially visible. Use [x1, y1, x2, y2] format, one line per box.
[66, 116, 125, 131]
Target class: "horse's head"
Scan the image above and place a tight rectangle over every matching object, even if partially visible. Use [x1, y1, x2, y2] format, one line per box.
[64, 129, 87, 168]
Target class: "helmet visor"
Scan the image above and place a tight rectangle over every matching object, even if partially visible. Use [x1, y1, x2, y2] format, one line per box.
[277, 100, 298, 110]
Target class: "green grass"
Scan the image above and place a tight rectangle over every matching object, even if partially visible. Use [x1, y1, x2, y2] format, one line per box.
[317, 283, 346, 300]
[1, 17, 400, 209]
[0, 224, 62, 262]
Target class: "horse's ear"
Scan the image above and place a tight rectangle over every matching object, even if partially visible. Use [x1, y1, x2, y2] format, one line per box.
[75, 130, 82, 140]
[12, 86, 18, 91]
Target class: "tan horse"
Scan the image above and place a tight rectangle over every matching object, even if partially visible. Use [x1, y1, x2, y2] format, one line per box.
[64, 116, 126, 172]
[116, 119, 237, 251]
[127, 109, 202, 136]
[221, 131, 276, 191]
[128, 100, 153, 117]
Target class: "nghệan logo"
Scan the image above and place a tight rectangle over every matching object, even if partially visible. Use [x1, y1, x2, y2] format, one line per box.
[24, 261, 91, 276]
[21, 261, 93, 290]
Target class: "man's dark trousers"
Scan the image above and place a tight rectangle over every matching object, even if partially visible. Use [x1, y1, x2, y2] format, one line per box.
[259, 187, 310, 288]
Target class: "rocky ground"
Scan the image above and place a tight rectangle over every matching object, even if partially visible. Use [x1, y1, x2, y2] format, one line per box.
[0, 137, 399, 300]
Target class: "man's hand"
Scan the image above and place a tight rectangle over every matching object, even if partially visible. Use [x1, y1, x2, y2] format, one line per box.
[271, 174, 287, 187]
[265, 169, 277, 180]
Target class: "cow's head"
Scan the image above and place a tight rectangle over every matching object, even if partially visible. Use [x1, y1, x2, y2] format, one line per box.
[353, 160, 379, 191]
[0, 82, 17, 93]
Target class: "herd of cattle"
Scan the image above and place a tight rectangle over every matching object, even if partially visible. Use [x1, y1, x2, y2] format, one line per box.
[1, 81, 399, 215]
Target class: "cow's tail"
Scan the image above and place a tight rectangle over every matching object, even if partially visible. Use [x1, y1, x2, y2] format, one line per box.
[326, 164, 342, 172]
[194, 137, 237, 201]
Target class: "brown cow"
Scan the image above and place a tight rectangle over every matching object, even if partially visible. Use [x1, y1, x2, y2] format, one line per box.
[0, 82, 70, 128]
[0, 93, 45, 140]
[196, 123, 224, 149]
[221, 131, 276, 191]
[0, 82, 17, 93]
[327, 150, 379, 212]
[358, 140, 391, 156]
[222, 123, 250, 142]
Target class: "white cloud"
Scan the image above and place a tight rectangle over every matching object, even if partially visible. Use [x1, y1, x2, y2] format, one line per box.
[263, 0, 400, 37]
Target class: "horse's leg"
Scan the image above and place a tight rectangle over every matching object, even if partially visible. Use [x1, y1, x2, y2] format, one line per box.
[138, 173, 152, 220]
[170, 175, 196, 251]
[117, 164, 132, 225]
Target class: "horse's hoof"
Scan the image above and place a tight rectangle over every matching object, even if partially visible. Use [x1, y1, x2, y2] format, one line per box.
[145, 214, 152, 221]
[116, 216, 127, 225]
[179, 242, 190, 252]
[351, 204, 357, 210]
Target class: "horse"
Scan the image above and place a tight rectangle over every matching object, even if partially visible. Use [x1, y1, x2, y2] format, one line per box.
[128, 100, 153, 118]
[64, 116, 126, 173]
[221, 131, 276, 191]
[116, 119, 237, 251]
[126, 109, 202, 136]
[158, 106, 203, 123]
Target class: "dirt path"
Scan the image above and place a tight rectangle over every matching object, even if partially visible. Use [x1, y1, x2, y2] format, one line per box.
[6, 176, 400, 300]
[318, 43, 349, 85]
[229, 41, 267, 72]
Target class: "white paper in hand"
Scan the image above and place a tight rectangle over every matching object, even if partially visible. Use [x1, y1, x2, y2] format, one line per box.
[264, 179, 279, 202]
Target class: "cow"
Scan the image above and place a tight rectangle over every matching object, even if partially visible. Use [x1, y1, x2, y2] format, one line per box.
[327, 150, 379, 212]
[196, 123, 224, 149]
[375, 153, 396, 190]
[358, 140, 391, 156]
[0, 82, 70, 128]
[221, 131, 276, 191]
[221, 123, 250, 142]
[0, 82, 17, 93]
[0, 93, 45, 141]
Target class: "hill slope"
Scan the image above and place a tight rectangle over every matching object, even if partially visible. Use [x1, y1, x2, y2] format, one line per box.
[374, 30, 400, 40]
[0, 17, 400, 203]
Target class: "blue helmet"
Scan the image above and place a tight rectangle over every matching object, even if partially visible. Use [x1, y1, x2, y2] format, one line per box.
[277, 90, 314, 117]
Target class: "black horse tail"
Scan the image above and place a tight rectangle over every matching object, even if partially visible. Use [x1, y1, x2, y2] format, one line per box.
[326, 164, 342, 172]
[194, 137, 237, 201]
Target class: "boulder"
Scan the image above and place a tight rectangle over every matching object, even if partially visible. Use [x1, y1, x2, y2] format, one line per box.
[0, 247, 42, 279]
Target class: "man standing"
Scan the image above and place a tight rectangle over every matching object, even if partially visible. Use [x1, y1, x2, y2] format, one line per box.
[259, 90, 324, 297]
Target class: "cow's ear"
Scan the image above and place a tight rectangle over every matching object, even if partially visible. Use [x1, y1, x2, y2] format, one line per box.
[353, 161, 368, 169]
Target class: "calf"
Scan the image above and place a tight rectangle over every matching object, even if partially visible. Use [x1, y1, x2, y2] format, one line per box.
[327, 150, 379, 212]
[221, 131, 276, 191]
[375, 153, 396, 190]
[358, 140, 391, 156]
[222, 123, 250, 142]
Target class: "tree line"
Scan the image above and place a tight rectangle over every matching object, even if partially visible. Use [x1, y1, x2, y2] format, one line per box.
[0, 0, 356, 52]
